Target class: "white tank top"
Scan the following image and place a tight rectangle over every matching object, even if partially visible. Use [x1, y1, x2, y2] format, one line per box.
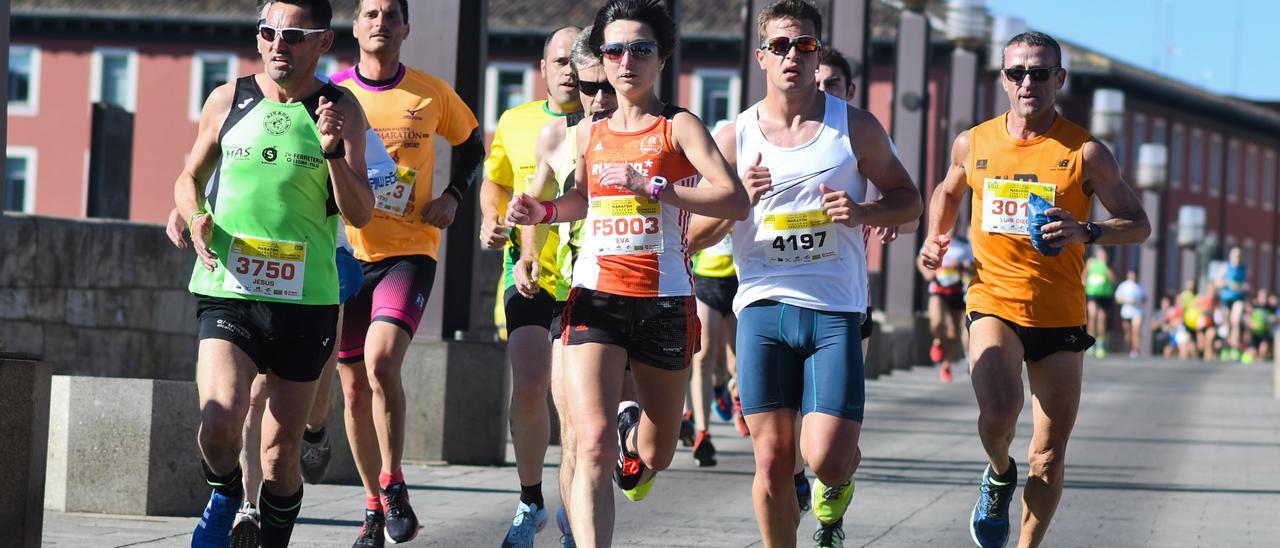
[731, 93, 869, 315]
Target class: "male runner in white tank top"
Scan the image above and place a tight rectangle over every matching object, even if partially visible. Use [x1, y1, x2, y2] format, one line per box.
[687, 1, 920, 546]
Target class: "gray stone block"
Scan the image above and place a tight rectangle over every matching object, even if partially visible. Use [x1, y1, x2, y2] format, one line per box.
[44, 376, 204, 516]
[0, 320, 44, 356]
[0, 288, 66, 322]
[33, 217, 92, 289]
[0, 355, 52, 548]
[0, 214, 39, 287]
[401, 339, 508, 465]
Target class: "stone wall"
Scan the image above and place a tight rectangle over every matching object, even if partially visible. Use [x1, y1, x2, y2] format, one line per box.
[0, 214, 198, 380]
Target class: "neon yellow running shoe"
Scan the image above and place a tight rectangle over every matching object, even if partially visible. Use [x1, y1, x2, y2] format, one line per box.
[812, 477, 854, 525]
[622, 475, 655, 502]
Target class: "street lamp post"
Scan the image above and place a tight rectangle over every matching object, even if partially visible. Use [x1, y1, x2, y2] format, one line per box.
[1135, 143, 1168, 355]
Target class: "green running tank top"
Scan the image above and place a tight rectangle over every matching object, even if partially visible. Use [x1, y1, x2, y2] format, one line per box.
[188, 76, 342, 305]
[1084, 258, 1114, 298]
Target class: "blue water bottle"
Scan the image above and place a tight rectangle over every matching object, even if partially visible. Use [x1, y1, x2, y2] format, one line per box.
[1027, 193, 1061, 257]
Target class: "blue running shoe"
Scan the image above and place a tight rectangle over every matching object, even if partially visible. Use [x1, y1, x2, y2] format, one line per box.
[970, 459, 1017, 548]
[192, 490, 240, 548]
[501, 501, 548, 548]
[556, 505, 576, 548]
[713, 385, 733, 421]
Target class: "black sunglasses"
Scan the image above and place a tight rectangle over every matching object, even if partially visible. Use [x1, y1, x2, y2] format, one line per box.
[760, 35, 822, 56]
[578, 79, 615, 97]
[1003, 66, 1060, 82]
[600, 40, 659, 61]
[258, 23, 328, 45]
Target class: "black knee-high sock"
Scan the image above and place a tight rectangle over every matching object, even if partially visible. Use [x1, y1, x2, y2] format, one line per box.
[202, 460, 243, 500]
[259, 484, 304, 548]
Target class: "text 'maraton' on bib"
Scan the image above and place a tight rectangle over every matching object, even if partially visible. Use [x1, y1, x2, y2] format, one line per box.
[587, 195, 664, 255]
[981, 178, 1056, 235]
[222, 234, 307, 300]
[758, 209, 839, 265]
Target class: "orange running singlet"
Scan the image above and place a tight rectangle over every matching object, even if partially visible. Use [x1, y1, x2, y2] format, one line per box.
[965, 112, 1093, 327]
[573, 106, 700, 298]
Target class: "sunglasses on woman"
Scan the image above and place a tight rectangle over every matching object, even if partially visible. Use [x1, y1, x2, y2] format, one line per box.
[599, 40, 659, 61]
[1002, 66, 1060, 82]
[578, 79, 616, 97]
[258, 23, 328, 45]
[759, 35, 821, 56]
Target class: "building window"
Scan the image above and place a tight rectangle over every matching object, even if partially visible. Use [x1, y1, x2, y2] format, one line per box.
[1243, 240, 1255, 288]
[691, 69, 741, 130]
[1169, 124, 1184, 190]
[1260, 246, 1272, 293]
[1263, 150, 1276, 211]
[1226, 139, 1240, 202]
[1129, 113, 1146, 173]
[4, 147, 37, 213]
[1244, 145, 1259, 206]
[190, 52, 238, 121]
[8, 45, 41, 116]
[91, 48, 138, 112]
[484, 62, 532, 131]
[1152, 117, 1166, 145]
[1208, 133, 1222, 197]
[1189, 128, 1203, 193]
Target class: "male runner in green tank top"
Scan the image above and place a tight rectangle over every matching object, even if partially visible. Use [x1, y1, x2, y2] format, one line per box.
[176, 1, 373, 546]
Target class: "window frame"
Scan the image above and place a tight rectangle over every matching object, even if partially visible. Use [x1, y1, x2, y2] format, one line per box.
[483, 62, 534, 131]
[90, 47, 140, 112]
[5, 146, 38, 213]
[1244, 144, 1259, 207]
[1263, 149, 1276, 212]
[7, 44, 41, 116]
[1169, 123, 1184, 190]
[689, 68, 742, 130]
[1226, 138, 1240, 203]
[1189, 127, 1203, 194]
[1207, 132, 1222, 197]
[189, 51, 239, 122]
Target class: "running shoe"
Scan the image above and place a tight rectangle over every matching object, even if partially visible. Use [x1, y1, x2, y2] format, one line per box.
[812, 477, 854, 526]
[970, 459, 1017, 548]
[795, 472, 812, 514]
[501, 500, 548, 548]
[299, 428, 332, 484]
[229, 500, 260, 548]
[380, 482, 420, 544]
[692, 430, 717, 467]
[556, 505, 576, 548]
[679, 410, 695, 447]
[191, 490, 239, 548]
[929, 341, 945, 363]
[713, 385, 733, 421]
[813, 517, 846, 548]
[615, 402, 652, 501]
[939, 361, 954, 383]
[732, 397, 750, 437]
[351, 509, 385, 548]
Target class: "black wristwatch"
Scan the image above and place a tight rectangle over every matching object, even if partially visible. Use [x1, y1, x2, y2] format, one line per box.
[323, 139, 345, 160]
[1084, 221, 1102, 244]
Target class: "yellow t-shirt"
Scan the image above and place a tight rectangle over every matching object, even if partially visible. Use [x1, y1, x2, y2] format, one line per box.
[332, 64, 478, 262]
[486, 100, 575, 296]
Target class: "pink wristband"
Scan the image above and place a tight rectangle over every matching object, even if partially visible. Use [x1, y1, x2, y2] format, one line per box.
[539, 201, 557, 224]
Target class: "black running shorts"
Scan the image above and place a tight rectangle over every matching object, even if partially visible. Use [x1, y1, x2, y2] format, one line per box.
[965, 312, 1095, 362]
[561, 287, 700, 370]
[196, 296, 338, 382]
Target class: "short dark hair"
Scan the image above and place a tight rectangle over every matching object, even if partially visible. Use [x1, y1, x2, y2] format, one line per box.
[267, 0, 334, 28]
[589, 0, 678, 61]
[756, 0, 823, 42]
[353, 0, 409, 23]
[544, 26, 583, 59]
[820, 47, 854, 83]
[1002, 31, 1062, 67]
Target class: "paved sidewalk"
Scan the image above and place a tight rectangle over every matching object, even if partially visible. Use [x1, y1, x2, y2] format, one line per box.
[42, 356, 1280, 546]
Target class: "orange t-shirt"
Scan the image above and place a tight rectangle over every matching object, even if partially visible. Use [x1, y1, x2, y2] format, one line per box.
[331, 65, 479, 261]
[965, 113, 1093, 327]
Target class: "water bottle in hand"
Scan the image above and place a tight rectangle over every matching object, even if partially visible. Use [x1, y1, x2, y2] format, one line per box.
[1027, 193, 1061, 257]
